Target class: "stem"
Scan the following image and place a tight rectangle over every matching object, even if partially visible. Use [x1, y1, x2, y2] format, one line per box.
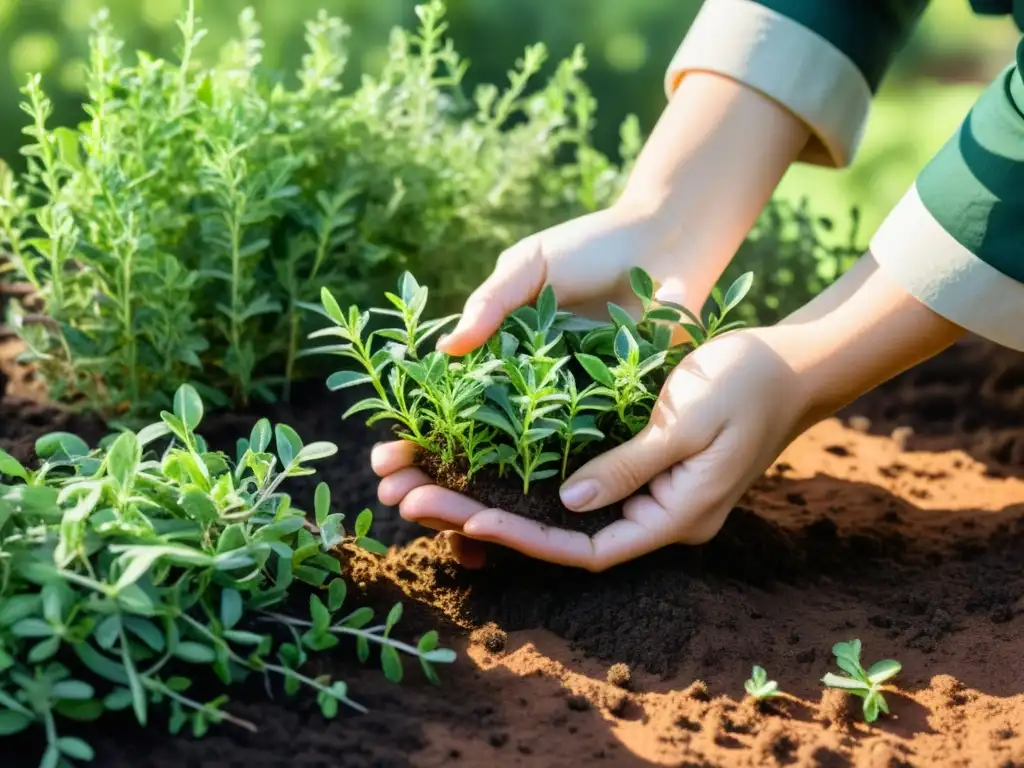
[260, 613, 435, 659]
[145, 678, 258, 733]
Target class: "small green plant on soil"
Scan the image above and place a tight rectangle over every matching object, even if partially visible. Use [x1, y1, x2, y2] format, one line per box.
[744, 665, 781, 700]
[0, 0, 637, 417]
[0, 384, 454, 768]
[316, 267, 752, 495]
[821, 640, 901, 723]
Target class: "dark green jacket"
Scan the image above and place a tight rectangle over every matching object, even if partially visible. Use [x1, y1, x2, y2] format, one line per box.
[667, 0, 1024, 350]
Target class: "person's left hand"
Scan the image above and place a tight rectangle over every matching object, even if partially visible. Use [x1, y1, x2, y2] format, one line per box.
[372, 327, 814, 571]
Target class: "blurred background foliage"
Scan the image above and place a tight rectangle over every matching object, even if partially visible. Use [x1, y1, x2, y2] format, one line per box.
[0, 0, 1017, 242]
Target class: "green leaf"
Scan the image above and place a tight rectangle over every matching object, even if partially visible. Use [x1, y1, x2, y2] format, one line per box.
[381, 645, 403, 683]
[27, 636, 60, 663]
[175, 642, 216, 664]
[629, 267, 654, 303]
[275, 424, 303, 466]
[0, 448, 28, 481]
[249, 419, 272, 453]
[295, 442, 337, 464]
[863, 693, 881, 723]
[314, 482, 331, 525]
[221, 589, 243, 630]
[52, 680, 95, 701]
[310, 595, 331, 633]
[41, 745, 60, 768]
[326, 371, 372, 391]
[35, 432, 90, 459]
[10, 618, 53, 638]
[107, 431, 141, 491]
[0, 710, 33, 736]
[320, 288, 344, 324]
[385, 602, 403, 634]
[173, 384, 204, 430]
[613, 325, 638, 363]
[606, 302, 636, 331]
[57, 736, 95, 761]
[867, 659, 901, 685]
[417, 631, 439, 653]
[136, 422, 172, 447]
[357, 537, 388, 555]
[575, 354, 614, 388]
[355, 509, 373, 539]
[422, 648, 457, 664]
[535, 285, 557, 330]
[75, 643, 129, 685]
[103, 688, 134, 711]
[328, 579, 347, 612]
[723, 272, 754, 312]
[341, 607, 374, 629]
[821, 673, 869, 691]
[473, 407, 518, 440]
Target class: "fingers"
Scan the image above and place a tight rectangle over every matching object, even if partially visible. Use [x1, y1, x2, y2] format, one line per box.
[462, 509, 673, 572]
[446, 533, 488, 570]
[438, 237, 547, 356]
[398, 483, 488, 529]
[370, 440, 418, 476]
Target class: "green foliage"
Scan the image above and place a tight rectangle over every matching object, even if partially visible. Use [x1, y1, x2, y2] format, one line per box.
[743, 665, 781, 700]
[725, 199, 862, 326]
[319, 267, 752, 494]
[0, 0, 634, 417]
[821, 640, 901, 723]
[0, 383, 455, 767]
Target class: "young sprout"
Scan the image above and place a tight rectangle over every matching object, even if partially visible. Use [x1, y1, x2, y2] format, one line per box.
[744, 665, 782, 700]
[821, 640, 901, 723]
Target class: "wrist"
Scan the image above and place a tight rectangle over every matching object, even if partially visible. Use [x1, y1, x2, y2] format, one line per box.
[759, 253, 965, 429]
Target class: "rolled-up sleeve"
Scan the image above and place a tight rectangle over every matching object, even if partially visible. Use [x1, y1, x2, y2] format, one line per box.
[871, 40, 1024, 351]
[665, 0, 928, 167]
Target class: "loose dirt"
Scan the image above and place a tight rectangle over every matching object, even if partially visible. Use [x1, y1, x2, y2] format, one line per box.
[3, 334, 1024, 767]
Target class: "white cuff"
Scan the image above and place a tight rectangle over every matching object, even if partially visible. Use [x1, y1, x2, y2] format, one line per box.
[871, 185, 1024, 352]
[664, 0, 871, 168]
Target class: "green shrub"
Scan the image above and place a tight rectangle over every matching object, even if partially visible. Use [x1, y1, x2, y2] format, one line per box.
[0, 0, 635, 417]
[0, 383, 454, 768]
[319, 267, 751, 492]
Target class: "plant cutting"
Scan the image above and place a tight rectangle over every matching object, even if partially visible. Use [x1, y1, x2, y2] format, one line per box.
[744, 665, 781, 700]
[315, 266, 752, 534]
[821, 640, 901, 723]
[0, 384, 455, 768]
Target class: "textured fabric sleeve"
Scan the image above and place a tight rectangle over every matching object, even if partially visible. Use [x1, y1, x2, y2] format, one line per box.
[870, 38, 1024, 351]
[665, 0, 928, 167]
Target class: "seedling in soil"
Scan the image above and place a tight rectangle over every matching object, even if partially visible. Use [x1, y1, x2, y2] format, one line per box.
[316, 268, 753, 495]
[744, 665, 782, 700]
[0, 384, 454, 768]
[821, 640, 901, 723]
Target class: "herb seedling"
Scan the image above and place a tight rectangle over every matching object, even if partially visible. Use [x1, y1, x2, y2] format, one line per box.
[821, 640, 901, 723]
[744, 665, 782, 700]
[318, 266, 753, 495]
[0, 384, 455, 767]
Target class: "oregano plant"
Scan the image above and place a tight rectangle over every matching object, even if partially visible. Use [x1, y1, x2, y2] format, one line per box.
[0, 384, 455, 768]
[315, 267, 753, 494]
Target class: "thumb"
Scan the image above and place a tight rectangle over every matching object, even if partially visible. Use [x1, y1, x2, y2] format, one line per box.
[437, 236, 546, 356]
[558, 406, 719, 512]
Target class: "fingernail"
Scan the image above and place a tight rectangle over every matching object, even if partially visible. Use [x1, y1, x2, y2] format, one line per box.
[560, 480, 599, 510]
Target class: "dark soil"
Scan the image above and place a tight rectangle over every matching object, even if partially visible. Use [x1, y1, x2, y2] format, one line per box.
[418, 445, 624, 535]
[3, 334, 1024, 766]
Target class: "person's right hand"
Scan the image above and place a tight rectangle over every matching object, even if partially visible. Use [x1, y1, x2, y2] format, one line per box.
[436, 204, 709, 356]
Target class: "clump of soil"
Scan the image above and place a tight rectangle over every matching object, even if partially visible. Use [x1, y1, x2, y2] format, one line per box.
[471, 622, 508, 654]
[818, 688, 855, 730]
[606, 662, 631, 689]
[416, 446, 624, 535]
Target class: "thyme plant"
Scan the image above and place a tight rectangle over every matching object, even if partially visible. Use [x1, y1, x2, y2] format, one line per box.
[317, 267, 752, 494]
[0, 384, 455, 768]
[0, 0, 636, 417]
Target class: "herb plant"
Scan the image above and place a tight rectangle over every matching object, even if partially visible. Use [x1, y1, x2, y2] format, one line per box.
[0, 384, 454, 768]
[317, 266, 752, 494]
[744, 665, 781, 700]
[821, 640, 901, 723]
[0, 0, 636, 417]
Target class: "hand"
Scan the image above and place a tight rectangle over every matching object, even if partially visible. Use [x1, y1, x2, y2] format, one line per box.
[373, 329, 810, 571]
[436, 204, 709, 357]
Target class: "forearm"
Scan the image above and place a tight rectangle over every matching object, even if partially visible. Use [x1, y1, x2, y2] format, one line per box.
[760, 252, 965, 428]
[617, 72, 809, 298]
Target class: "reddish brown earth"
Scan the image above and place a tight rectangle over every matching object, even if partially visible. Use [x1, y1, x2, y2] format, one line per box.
[3, 329, 1024, 768]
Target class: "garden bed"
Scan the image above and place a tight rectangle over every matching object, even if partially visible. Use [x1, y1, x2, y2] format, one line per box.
[3, 333, 1024, 768]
